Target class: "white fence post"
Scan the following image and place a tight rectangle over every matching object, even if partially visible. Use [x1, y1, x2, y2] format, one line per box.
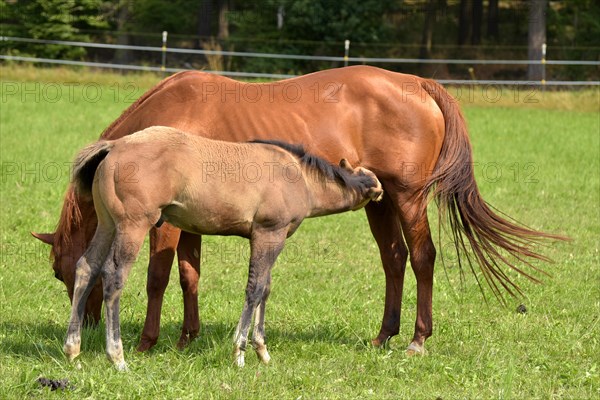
[161, 31, 168, 73]
[344, 40, 350, 67]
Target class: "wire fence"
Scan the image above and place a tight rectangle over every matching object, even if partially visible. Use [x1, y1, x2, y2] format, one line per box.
[2, 36, 599, 85]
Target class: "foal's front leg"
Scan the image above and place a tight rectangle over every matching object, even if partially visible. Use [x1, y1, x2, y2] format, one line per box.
[233, 229, 285, 367]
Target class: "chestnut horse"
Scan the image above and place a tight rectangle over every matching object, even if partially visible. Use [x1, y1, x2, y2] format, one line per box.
[65, 126, 383, 370]
[34, 66, 563, 356]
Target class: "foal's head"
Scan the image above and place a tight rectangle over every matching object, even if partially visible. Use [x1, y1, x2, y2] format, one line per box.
[338, 159, 384, 209]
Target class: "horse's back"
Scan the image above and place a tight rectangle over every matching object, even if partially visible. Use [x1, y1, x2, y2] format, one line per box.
[104, 67, 446, 190]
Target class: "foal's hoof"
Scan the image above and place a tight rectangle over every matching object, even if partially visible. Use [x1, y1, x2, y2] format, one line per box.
[63, 343, 80, 362]
[114, 361, 129, 372]
[233, 348, 245, 368]
[406, 342, 427, 356]
[255, 345, 271, 365]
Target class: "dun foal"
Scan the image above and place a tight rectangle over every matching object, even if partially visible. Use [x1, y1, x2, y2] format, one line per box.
[65, 126, 383, 370]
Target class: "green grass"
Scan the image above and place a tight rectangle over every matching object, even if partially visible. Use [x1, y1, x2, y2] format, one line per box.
[0, 66, 598, 399]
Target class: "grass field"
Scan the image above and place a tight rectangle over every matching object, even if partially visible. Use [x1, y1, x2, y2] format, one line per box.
[0, 65, 598, 399]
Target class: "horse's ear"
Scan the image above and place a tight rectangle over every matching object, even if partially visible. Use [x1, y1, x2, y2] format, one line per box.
[339, 159, 354, 172]
[31, 232, 55, 246]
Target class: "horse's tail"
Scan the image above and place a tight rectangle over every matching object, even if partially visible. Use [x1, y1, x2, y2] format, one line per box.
[72, 140, 115, 196]
[419, 78, 568, 299]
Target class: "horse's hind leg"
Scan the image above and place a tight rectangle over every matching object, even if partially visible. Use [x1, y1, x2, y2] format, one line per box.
[138, 225, 180, 352]
[233, 229, 285, 367]
[365, 198, 409, 347]
[64, 225, 114, 361]
[176, 231, 201, 349]
[102, 225, 148, 370]
[251, 273, 272, 364]
[396, 193, 436, 355]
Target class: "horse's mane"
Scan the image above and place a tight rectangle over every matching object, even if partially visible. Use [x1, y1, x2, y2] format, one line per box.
[100, 71, 194, 139]
[52, 187, 82, 259]
[52, 72, 198, 256]
[249, 139, 375, 194]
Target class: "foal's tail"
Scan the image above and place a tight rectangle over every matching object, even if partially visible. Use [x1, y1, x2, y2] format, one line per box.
[72, 140, 115, 196]
[419, 78, 568, 299]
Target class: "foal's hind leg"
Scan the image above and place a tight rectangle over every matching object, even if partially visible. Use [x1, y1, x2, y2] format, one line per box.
[365, 199, 409, 347]
[233, 229, 285, 367]
[64, 226, 114, 361]
[251, 273, 272, 364]
[102, 225, 148, 370]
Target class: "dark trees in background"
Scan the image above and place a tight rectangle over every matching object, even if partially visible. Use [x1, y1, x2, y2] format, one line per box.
[113, 1, 132, 64]
[458, 0, 471, 46]
[217, 0, 229, 39]
[1, 0, 597, 80]
[419, 0, 437, 59]
[458, 0, 485, 46]
[471, 0, 483, 45]
[527, 0, 547, 80]
[197, 0, 213, 39]
[487, 0, 499, 39]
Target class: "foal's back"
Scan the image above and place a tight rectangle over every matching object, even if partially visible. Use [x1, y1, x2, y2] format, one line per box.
[97, 126, 311, 238]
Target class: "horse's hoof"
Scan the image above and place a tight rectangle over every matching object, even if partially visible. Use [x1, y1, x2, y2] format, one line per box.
[406, 342, 426, 356]
[176, 337, 189, 350]
[136, 339, 156, 352]
[371, 335, 390, 348]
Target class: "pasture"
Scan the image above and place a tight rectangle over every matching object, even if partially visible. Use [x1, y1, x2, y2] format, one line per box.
[0, 66, 598, 398]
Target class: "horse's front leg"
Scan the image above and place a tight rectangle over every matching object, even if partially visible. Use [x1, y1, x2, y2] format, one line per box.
[103, 226, 148, 371]
[138, 224, 180, 352]
[233, 229, 286, 367]
[64, 226, 114, 362]
[176, 231, 201, 349]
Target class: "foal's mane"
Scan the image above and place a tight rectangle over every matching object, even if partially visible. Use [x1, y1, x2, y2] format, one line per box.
[250, 139, 375, 194]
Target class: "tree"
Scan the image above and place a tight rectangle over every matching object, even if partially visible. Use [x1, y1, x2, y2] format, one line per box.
[1, 0, 108, 59]
[458, 0, 471, 45]
[471, 0, 483, 45]
[527, 0, 547, 81]
[113, 0, 132, 64]
[197, 0, 213, 39]
[487, 0, 499, 39]
[217, 0, 228, 39]
[419, 0, 437, 59]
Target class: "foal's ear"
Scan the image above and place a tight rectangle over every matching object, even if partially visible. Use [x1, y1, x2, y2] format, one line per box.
[31, 232, 55, 246]
[339, 159, 354, 172]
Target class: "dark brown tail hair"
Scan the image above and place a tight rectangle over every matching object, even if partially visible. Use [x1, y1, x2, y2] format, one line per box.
[72, 141, 114, 196]
[419, 78, 568, 300]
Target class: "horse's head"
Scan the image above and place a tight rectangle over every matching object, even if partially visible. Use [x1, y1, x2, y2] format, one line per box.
[339, 159, 384, 209]
[32, 192, 103, 326]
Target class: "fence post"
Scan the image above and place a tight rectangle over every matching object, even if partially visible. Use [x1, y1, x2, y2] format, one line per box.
[344, 40, 350, 67]
[161, 31, 168, 73]
[541, 42, 546, 88]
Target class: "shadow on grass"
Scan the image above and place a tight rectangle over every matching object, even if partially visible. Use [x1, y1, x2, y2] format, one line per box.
[1, 317, 367, 360]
